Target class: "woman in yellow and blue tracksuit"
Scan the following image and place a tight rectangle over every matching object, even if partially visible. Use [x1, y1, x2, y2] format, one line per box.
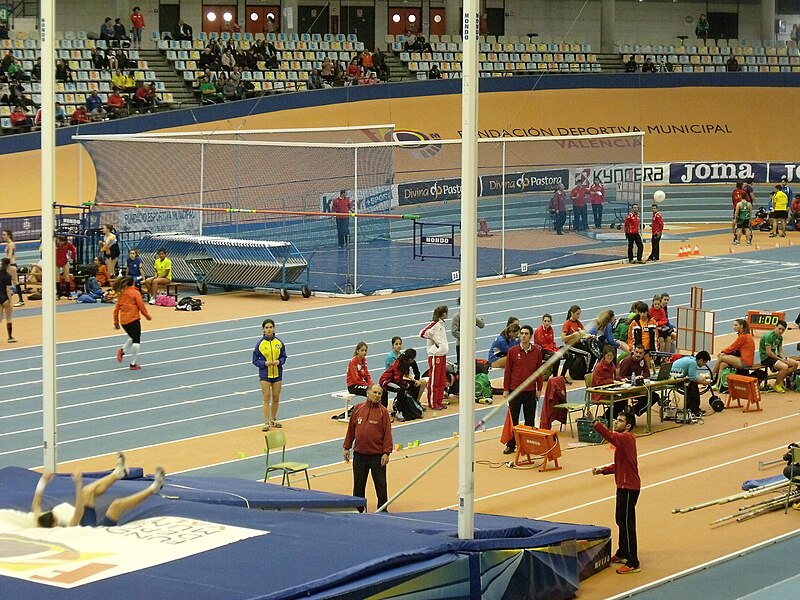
[252, 318, 287, 432]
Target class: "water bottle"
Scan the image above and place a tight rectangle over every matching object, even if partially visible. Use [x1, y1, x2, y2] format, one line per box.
[630, 372, 636, 386]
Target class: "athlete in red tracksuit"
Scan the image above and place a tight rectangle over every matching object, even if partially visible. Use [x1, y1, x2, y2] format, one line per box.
[593, 414, 642, 574]
[624, 204, 643, 263]
[420, 305, 449, 410]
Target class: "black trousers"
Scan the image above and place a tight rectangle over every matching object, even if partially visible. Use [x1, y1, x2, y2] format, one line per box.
[554, 211, 567, 233]
[626, 233, 643, 261]
[615, 488, 640, 568]
[592, 203, 603, 228]
[574, 205, 588, 231]
[347, 384, 368, 397]
[506, 390, 537, 449]
[542, 350, 561, 381]
[352, 452, 387, 512]
[648, 234, 661, 260]
[121, 320, 142, 344]
[335, 218, 349, 247]
[683, 381, 701, 415]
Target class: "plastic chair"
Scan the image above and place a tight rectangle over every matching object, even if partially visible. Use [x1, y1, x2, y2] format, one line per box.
[264, 430, 311, 488]
[785, 447, 800, 513]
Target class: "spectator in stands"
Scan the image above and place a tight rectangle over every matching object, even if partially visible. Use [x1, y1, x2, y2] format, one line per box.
[263, 41, 278, 69]
[244, 50, 258, 71]
[418, 36, 433, 53]
[114, 48, 130, 71]
[6, 56, 29, 81]
[359, 71, 379, 85]
[8, 81, 33, 108]
[0, 50, 13, 73]
[113, 18, 131, 48]
[38, 101, 67, 126]
[359, 49, 374, 72]
[308, 68, 323, 90]
[111, 68, 125, 91]
[792, 24, 799, 45]
[221, 48, 236, 71]
[332, 59, 345, 85]
[86, 90, 107, 120]
[726, 55, 740, 72]
[130, 7, 145, 50]
[133, 82, 158, 111]
[174, 18, 193, 42]
[221, 72, 241, 100]
[403, 31, 417, 52]
[320, 57, 334, 84]
[267, 16, 276, 34]
[373, 48, 389, 81]
[663, 58, 674, 72]
[198, 75, 224, 104]
[122, 70, 137, 93]
[346, 58, 361, 84]
[70, 105, 90, 125]
[55, 59, 73, 83]
[106, 90, 126, 118]
[427, 63, 441, 79]
[199, 47, 219, 71]
[106, 48, 118, 71]
[695, 13, 710, 41]
[30, 57, 41, 80]
[641, 56, 656, 73]
[100, 17, 115, 42]
[10, 105, 31, 132]
[624, 55, 638, 73]
[480, 13, 490, 36]
[0, 22, 8, 40]
[91, 48, 108, 70]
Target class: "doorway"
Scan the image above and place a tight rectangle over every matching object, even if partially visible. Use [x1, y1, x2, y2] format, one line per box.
[343, 5, 375, 50]
[245, 5, 280, 35]
[202, 4, 238, 35]
[159, 3, 180, 38]
[298, 4, 330, 35]
[429, 8, 445, 37]
[707, 12, 739, 41]
[388, 6, 422, 37]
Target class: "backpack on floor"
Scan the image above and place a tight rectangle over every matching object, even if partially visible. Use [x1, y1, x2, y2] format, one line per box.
[176, 296, 202, 311]
[718, 367, 737, 393]
[394, 389, 423, 421]
[83, 276, 102, 297]
[475, 373, 493, 403]
[155, 294, 177, 307]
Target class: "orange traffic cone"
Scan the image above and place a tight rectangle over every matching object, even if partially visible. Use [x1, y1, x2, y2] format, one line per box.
[693, 244, 700, 256]
[677, 245, 685, 257]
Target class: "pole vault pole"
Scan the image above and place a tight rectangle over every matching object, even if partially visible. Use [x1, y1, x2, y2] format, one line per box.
[458, 0, 480, 540]
[40, 0, 58, 471]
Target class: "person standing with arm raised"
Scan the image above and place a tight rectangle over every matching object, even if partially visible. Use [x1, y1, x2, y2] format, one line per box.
[592, 412, 641, 574]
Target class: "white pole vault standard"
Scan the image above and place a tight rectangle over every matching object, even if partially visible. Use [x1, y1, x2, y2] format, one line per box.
[458, 0, 480, 541]
[199, 142, 205, 236]
[354, 147, 359, 293]
[40, 0, 58, 471]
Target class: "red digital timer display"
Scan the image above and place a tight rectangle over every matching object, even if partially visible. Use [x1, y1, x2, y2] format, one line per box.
[746, 310, 786, 331]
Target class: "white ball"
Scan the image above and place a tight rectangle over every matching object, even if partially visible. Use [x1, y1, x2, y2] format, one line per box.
[653, 190, 666, 204]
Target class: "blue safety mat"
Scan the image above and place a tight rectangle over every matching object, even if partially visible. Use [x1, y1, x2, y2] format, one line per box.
[0, 466, 609, 599]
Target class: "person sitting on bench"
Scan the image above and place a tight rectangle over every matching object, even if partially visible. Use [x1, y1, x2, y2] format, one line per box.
[758, 320, 798, 394]
[670, 351, 711, 418]
[710, 318, 755, 390]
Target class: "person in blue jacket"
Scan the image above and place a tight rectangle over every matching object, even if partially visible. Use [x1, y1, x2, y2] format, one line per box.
[589, 309, 629, 354]
[252, 318, 287, 432]
[487, 322, 520, 369]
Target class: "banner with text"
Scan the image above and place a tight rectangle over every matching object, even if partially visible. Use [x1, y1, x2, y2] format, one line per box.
[669, 162, 768, 184]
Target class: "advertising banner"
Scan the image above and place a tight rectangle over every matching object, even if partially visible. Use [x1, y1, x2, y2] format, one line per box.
[480, 169, 570, 196]
[669, 162, 768, 184]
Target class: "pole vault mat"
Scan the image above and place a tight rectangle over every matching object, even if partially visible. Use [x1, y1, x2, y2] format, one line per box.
[0, 467, 610, 599]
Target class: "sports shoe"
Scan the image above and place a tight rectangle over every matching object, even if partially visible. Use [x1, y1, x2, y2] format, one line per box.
[148, 297, 156, 305]
[635, 259, 646, 264]
[7, 337, 16, 343]
[13, 301, 24, 307]
[610, 555, 627, 564]
[150, 467, 165, 493]
[746, 240, 752, 246]
[113, 452, 129, 479]
[773, 383, 787, 393]
[129, 364, 142, 370]
[503, 445, 515, 455]
[793, 502, 800, 511]
[116, 348, 124, 363]
[269, 420, 282, 428]
[261, 423, 270, 432]
[616, 565, 641, 574]
[769, 233, 777, 238]
[732, 239, 740, 245]
[780, 234, 786, 238]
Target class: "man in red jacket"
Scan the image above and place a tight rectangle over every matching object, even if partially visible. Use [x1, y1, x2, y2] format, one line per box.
[625, 203, 644, 264]
[593, 413, 641, 574]
[502, 325, 542, 454]
[343, 384, 393, 512]
[570, 178, 589, 231]
[647, 203, 663, 262]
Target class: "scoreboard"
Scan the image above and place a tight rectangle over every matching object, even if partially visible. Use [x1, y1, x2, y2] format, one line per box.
[746, 310, 785, 331]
